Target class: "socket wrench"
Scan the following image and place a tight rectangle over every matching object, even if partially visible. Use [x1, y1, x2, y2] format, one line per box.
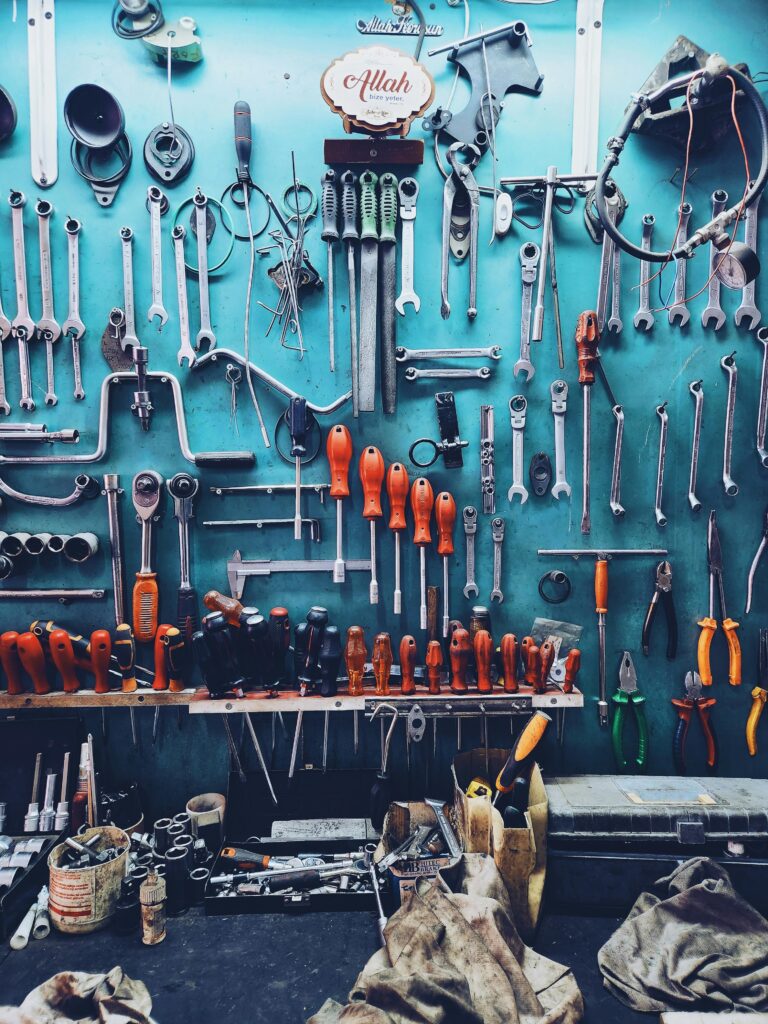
[395, 177, 420, 314]
[462, 506, 478, 599]
[490, 517, 504, 603]
[514, 242, 539, 381]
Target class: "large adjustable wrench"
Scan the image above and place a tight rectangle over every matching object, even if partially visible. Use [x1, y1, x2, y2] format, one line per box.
[596, 189, 620, 333]
[550, 380, 571, 499]
[633, 214, 655, 331]
[395, 177, 420, 314]
[507, 396, 528, 504]
[172, 226, 195, 367]
[193, 189, 217, 351]
[35, 199, 61, 406]
[721, 352, 738, 496]
[668, 203, 692, 326]
[490, 517, 504, 603]
[9, 191, 36, 411]
[735, 185, 761, 331]
[702, 189, 728, 330]
[62, 217, 86, 401]
[514, 242, 539, 382]
[120, 226, 139, 351]
[462, 506, 478, 599]
[147, 186, 169, 328]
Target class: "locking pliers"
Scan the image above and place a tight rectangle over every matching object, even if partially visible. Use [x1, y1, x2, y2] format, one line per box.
[642, 560, 677, 660]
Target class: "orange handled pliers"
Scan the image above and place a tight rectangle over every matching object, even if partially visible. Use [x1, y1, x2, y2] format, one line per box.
[697, 510, 741, 686]
[747, 629, 768, 756]
[672, 671, 718, 775]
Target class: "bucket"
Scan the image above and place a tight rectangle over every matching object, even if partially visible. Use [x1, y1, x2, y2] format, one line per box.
[185, 793, 226, 848]
[48, 826, 129, 934]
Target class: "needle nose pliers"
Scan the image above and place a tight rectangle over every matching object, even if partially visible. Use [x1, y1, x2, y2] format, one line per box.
[671, 670, 718, 774]
[746, 629, 768, 756]
[697, 510, 741, 687]
[611, 651, 648, 772]
[642, 560, 677, 659]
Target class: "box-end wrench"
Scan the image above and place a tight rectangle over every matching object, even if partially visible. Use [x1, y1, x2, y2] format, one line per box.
[462, 506, 478, 599]
[688, 379, 703, 512]
[147, 186, 168, 328]
[0, 261, 12, 415]
[721, 352, 739, 496]
[596, 190, 619, 333]
[120, 227, 139, 351]
[610, 404, 625, 517]
[9, 191, 36, 411]
[395, 177, 420, 315]
[193, 189, 217, 352]
[35, 200, 60, 406]
[633, 214, 655, 331]
[606, 230, 623, 334]
[396, 345, 501, 363]
[514, 242, 539, 382]
[668, 203, 692, 326]
[404, 366, 491, 382]
[62, 217, 85, 401]
[654, 402, 669, 527]
[702, 190, 728, 330]
[507, 395, 528, 504]
[756, 328, 768, 468]
[490, 517, 504, 603]
[550, 380, 571, 499]
[735, 183, 761, 331]
[172, 226, 195, 367]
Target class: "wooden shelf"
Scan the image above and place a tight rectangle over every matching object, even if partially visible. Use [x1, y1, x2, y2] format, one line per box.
[0, 688, 200, 709]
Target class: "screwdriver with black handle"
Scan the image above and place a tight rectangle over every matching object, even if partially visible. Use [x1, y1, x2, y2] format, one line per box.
[493, 711, 551, 826]
[287, 397, 314, 541]
[167, 473, 199, 640]
[321, 169, 338, 373]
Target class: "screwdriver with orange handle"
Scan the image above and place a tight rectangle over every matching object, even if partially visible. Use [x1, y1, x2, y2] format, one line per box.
[524, 639, 540, 692]
[474, 629, 493, 693]
[410, 477, 434, 631]
[49, 630, 81, 693]
[435, 491, 456, 638]
[500, 633, 518, 693]
[345, 626, 367, 696]
[575, 310, 599, 536]
[153, 625, 173, 690]
[203, 590, 257, 626]
[360, 445, 385, 605]
[327, 424, 352, 584]
[0, 631, 24, 695]
[162, 627, 186, 692]
[493, 710, 552, 825]
[562, 648, 581, 694]
[113, 623, 138, 692]
[89, 630, 112, 694]
[595, 557, 609, 725]
[538, 639, 555, 695]
[17, 632, 50, 695]
[426, 639, 443, 694]
[449, 627, 470, 693]
[698, 510, 741, 687]
[372, 632, 392, 696]
[131, 470, 164, 642]
[30, 621, 154, 683]
[399, 635, 417, 695]
[386, 462, 409, 614]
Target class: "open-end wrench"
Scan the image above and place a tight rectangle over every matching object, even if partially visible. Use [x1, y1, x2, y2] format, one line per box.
[35, 200, 60, 406]
[514, 242, 539, 382]
[550, 380, 571, 499]
[735, 184, 761, 331]
[668, 203, 692, 326]
[596, 189, 619, 333]
[9, 191, 36, 411]
[607, 230, 623, 334]
[490, 517, 504, 603]
[193, 189, 216, 351]
[147, 186, 168, 328]
[404, 366, 491, 382]
[0, 258, 12, 415]
[702, 190, 728, 330]
[634, 214, 655, 330]
[654, 402, 668, 527]
[721, 352, 738, 496]
[688, 380, 703, 512]
[609, 404, 625, 517]
[395, 177, 420, 315]
[172, 225, 195, 367]
[396, 345, 501, 363]
[120, 226, 139, 352]
[462, 506, 478, 599]
[62, 217, 85, 401]
[756, 328, 768, 468]
[507, 395, 528, 504]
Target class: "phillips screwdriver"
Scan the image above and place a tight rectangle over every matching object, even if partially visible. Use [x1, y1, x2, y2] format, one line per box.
[167, 472, 199, 638]
[538, 639, 555, 695]
[113, 623, 138, 693]
[48, 629, 80, 693]
[267, 607, 291, 693]
[327, 424, 352, 583]
[0, 631, 24, 695]
[340, 170, 359, 417]
[411, 477, 434, 631]
[426, 639, 443, 694]
[575, 311, 599, 535]
[400, 635, 417, 696]
[321, 169, 339, 373]
[474, 629, 493, 693]
[524, 641, 541, 692]
[295, 606, 328, 696]
[131, 470, 164, 642]
[286, 397, 314, 541]
[435, 491, 457, 638]
[372, 632, 392, 696]
[89, 630, 111, 695]
[500, 633, 518, 693]
[385, 462, 409, 614]
[449, 627, 470, 694]
[318, 625, 342, 698]
[360, 445, 385, 604]
[237, 612, 269, 690]
[17, 632, 50, 695]
[30, 621, 154, 682]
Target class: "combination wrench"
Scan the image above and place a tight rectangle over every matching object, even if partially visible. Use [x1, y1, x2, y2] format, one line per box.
[147, 186, 169, 328]
[721, 352, 739, 496]
[490, 517, 504, 603]
[62, 217, 85, 401]
[609, 404, 625, 517]
[607, 225, 623, 334]
[550, 380, 571, 499]
[0, 253, 12, 415]
[633, 214, 655, 330]
[172, 225, 195, 367]
[120, 226, 139, 351]
[687, 380, 703, 512]
[596, 189, 620, 333]
[396, 345, 501, 363]
[507, 395, 528, 504]
[701, 190, 728, 330]
[9, 190, 36, 411]
[462, 506, 478, 599]
[668, 203, 692, 326]
[514, 242, 539, 382]
[404, 366, 491, 382]
[756, 328, 768, 468]
[35, 199, 60, 406]
[654, 402, 668, 527]
[735, 184, 761, 331]
[395, 177, 420, 314]
[193, 188, 217, 351]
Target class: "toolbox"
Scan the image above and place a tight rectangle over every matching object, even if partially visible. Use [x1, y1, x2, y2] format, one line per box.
[545, 775, 768, 913]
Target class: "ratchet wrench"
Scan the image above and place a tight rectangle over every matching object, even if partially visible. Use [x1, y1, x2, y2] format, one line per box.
[462, 506, 478, 599]
[120, 226, 139, 351]
[193, 188, 217, 351]
[721, 352, 739, 496]
[735, 183, 761, 331]
[550, 380, 571, 499]
[490, 517, 504, 603]
[514, 242, 539, 382]
[507, 395, 528, 504]
[395, 177, 420, 314]
[147, 186, 169, 328]
[633, 214, 655, 330]
[172, 226, 195, 367]
[668, 203, 692, 326]
[62, 217, 86, 401]
[702, 190, 728, 330]
[688, 380, 703, 512]
[9, 191, 36, 411]
[35, 199, 60, 406]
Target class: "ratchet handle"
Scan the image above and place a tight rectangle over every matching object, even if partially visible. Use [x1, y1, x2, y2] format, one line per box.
[233, 101, 252, 184]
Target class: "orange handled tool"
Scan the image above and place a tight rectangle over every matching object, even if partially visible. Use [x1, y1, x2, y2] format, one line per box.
[113, 623, 137, 692]
[410, 477, 434, 632]
[524, 642, 540, 691]
[595, 557, 609, 724]
[538, 639, 555, 695]
[203, 590, 248, 626]
[17, 632, 50, 695]
[359, 445, 385, 605]
[327, 424, 352, 584]
[493, 711, 551, 800]
[562, 648, 581, 694]
[474, 629, 493, 693]
[153, 624, 173, 690]
[161, 626, 186, 692]
[747, 630, 768, 756]
[0, 631, 24, 695]
[386, 462, 409, 615]
[344, 625, 367, 697]
[372, 632, 392, 696]
[576, 311, 599, 537]
[89, 630, 112, 694]
[399, 635, 417, 695]
[426, 639, 443, 694]
[435, 491, 456, 638]
[500, 633, 518, 693]
[49, 629, 80, 693]
[698, 510, 741, 687]
[131, 470, 163, 643]
[449, 627, 470, 693]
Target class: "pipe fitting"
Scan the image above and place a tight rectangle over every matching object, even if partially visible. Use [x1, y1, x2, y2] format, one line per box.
[63, 533, 99, 564]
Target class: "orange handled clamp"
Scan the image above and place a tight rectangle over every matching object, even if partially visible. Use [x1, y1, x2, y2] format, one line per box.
[0, 631, 24, 695]
[500, 634, 518, 693]
[49, 629, 80, 693]
[399, 635, 417, 695]
[449, 627, 470, 693]
[474, 629, 493, 693]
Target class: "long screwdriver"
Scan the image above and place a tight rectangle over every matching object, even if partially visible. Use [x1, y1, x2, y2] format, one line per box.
[386, 462, 409, 614]
[340, 170, 359, 416]
[595, 557, 609, 725]
[321, 169, 338, 372]
[576, 311, 599, 535]
[435, 491, 456, 638]
[327, 424, 352, 583]
[411, 477, 434, 631]
[287, 397, 312, 541]
[360, 445, 385, 604]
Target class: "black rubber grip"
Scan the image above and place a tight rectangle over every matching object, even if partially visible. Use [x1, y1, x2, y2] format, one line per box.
[672, 713, 689, 774]
[233, 101, 252, 184]
[664, 591, 678, 660]
[177, 586, 200, 640]
[321, 169, 339, 244]
[340, 169, 358, 242]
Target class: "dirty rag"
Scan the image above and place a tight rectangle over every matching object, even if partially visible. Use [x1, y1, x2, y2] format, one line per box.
[0, 965, 153, 1024]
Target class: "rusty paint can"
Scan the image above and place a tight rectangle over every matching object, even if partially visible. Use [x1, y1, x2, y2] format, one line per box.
[48, 825, 129, 934]
[140, 870, 167, 945]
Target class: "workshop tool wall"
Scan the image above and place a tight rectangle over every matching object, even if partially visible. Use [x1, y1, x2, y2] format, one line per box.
[0, 0, 766, 817]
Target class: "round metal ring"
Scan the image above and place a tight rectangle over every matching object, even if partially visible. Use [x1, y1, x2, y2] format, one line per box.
[538, 570, 572, 605]
[280, 180, 317, 222]
[220, 181, 271, 242]
[171, 194, 235, 274]
[408, 438, 440, 468]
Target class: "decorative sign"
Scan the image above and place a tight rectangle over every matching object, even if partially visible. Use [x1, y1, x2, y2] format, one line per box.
[321, 44, 435, 137]
[356, 15, 443, 39]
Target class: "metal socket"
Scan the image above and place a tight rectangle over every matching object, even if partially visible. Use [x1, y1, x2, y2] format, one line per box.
[63, 532, 99, 564]
[24, 533, 52, 556]
[47, 534, 69, 555]
[1, 533, 30, 558]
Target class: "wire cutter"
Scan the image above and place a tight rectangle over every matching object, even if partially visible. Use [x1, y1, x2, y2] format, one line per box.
[745, 504, 768, 614]
[697, 510, 741, 687]
[747, 629, 768, 756]
[611, 651, 648, 772]
[642, 560, 677, 659]
[671, 671, 718, 774]
[441, 142, 480, 321]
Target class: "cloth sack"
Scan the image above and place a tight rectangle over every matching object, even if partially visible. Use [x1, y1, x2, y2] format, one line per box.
[0, 965, 153, 1024]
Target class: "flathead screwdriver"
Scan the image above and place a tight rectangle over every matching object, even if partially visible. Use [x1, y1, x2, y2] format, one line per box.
[359, 445, 385, 604]
[327, 424, 353, 583]
[286, 397, 312, 540]
[386, 462, 409, 614]
[411, 477, 434, 631]
[340, 171, 359, 416]
[321, 170, 339, 373]
[435, 491, 457, 637]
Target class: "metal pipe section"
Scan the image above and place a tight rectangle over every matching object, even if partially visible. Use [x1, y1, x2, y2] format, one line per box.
[103, 474, 126, 626]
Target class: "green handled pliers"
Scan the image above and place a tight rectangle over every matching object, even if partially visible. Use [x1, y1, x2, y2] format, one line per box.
[611, 650, 649, 772]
